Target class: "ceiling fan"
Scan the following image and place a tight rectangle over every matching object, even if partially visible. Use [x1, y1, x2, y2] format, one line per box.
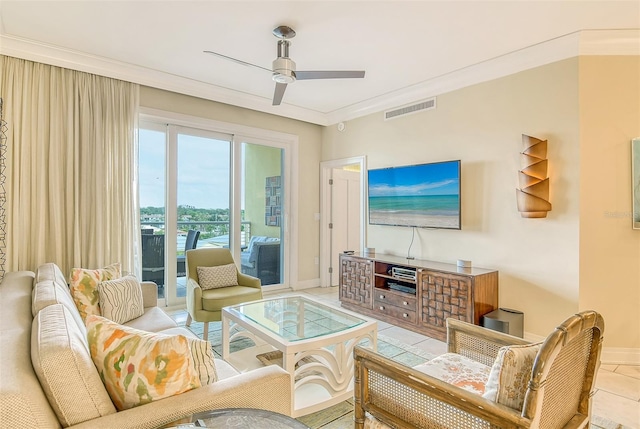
[204, 25, 366, 106]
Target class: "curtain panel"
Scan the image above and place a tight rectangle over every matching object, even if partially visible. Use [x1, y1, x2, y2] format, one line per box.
[0, 55, 139, 276]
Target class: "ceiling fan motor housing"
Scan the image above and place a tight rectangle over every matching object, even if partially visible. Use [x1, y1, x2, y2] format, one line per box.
[272, 40, 296, 83]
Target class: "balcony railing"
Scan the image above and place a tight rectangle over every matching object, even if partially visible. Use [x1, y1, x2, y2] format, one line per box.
[141, 221, 252, 253]
[140, 221, 253, 299]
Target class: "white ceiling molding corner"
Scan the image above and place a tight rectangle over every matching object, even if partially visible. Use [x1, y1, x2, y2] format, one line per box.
[578, 29, 640, 55]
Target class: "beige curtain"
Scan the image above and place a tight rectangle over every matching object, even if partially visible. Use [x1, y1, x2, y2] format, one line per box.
[0, 55, 139, 276]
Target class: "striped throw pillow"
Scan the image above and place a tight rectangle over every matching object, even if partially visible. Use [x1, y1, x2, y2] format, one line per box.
[97, 275, 144, 324]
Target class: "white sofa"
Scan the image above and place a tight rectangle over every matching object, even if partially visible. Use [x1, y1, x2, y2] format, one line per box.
[0, 263, 291, 429]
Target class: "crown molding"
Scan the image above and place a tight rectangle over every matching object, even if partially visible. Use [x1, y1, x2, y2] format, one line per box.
[1, 29, 638, 127]
[0, 34, 330, 126]
[326, 29, 640, 125]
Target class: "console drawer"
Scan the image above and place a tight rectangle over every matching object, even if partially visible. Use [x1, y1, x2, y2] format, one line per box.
[374, 300, 417, 324]
[374, 290, 416, 309]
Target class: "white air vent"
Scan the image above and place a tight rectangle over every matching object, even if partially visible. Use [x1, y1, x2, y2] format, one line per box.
[384, 97, 436, 121]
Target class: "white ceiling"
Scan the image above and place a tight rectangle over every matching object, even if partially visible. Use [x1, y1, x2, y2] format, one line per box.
[1, 1, 639, 125]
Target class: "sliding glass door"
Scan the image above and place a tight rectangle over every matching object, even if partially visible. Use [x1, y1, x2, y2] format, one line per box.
[139, 121, 288, 306]
[238, 142, 284, 287]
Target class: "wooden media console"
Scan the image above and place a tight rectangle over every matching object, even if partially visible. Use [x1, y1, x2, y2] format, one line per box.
[339, 253, 498, 341]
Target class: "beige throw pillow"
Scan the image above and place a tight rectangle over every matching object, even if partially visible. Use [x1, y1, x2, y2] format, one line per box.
[197, 264, 238, 290]
[482, 342, 542, 410]
[69, 263, 121, 320]
[97, 275, 145, 324]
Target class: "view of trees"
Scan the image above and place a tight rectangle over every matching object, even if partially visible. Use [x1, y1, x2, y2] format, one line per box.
[140, 206, 246, 240]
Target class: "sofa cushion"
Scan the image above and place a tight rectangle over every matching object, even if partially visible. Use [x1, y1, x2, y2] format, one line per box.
[35, 262, 69, 287]
[1, 271, 62, 429]
[97, 275, 145, 324]
[124, 306, 178, 332]
[413, 353, 491, 395]
[31, 304, 117, 426]
[69, 262, 121, 321]
[86, 315, 201, 411]
[482, 342, 542, 410]
[32, 280, 86, 335]
[197, 264, 238, 290]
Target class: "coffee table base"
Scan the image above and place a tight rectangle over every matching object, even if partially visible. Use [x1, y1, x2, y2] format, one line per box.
[222, 300, 377, 417]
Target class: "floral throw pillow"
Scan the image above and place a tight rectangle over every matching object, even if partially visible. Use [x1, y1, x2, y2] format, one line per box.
[86, 315, 201, 410]
[70, 263, 121, 321]
[197, 264, 238, 290]
[482, 342, 542, 410]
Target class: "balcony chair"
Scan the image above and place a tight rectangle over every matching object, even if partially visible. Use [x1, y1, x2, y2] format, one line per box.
[185, 248, 263, 339]
[354, 310, 604, 429]
[177, 229, 200, 277]
[240, 236, 281, 285]
[141, 233, 165, 287]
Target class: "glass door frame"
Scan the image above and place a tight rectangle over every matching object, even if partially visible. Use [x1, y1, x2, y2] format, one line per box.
[233, 134, 294, 292]
[139, 108, 299, 306]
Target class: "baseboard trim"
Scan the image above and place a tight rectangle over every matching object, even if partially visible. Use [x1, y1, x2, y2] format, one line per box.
[293, 278, 321, 291]
[600, 347, 640, 365]
[525, 331, 639, 365]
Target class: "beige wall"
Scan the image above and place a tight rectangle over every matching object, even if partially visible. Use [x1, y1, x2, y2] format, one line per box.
[139, 86, 323, 283]
[578, 56, 640, 349]
[244, 144, 280, 238]
[323, 58, 587, 340]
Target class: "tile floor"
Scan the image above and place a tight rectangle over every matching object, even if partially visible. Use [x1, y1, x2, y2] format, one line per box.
[164, 286, 640, 429]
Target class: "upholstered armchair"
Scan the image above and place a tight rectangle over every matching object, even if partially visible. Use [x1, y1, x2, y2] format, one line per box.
[354, 311, 604, 429]
[185, 248, 263, 339]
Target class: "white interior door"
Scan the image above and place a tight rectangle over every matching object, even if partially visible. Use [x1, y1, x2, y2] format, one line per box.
[330, 168, 361, 286]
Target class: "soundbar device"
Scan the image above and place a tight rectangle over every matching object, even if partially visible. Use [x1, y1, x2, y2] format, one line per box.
[391, 266, 417, 282]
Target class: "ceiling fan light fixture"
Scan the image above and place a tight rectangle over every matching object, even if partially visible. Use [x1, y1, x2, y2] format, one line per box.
[273, 73, 295, 84]
[272, 57, 296, 84]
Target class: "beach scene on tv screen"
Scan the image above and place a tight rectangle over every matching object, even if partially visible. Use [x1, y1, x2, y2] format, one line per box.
[368, 161, 460, 229]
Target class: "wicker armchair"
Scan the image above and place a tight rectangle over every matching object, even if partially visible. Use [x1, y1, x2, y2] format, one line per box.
[354, 311, 604, 429]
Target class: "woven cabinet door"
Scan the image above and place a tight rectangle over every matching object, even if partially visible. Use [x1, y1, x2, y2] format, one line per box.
[421, 271, 472, 336]
[339, 256, 373, 309]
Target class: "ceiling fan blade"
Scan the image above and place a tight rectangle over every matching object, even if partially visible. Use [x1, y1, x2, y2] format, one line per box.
[203, 50, 272, 73]
[295, 70, 365, 80]
[272, 82, 287, 106]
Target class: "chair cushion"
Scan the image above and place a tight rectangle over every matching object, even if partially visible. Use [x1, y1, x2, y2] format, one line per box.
[69, 262, 121, 320]
[86, 315, 201, 410]
[413, 353, 491, 395]
[247, 236, 279, 264]
[197, 264, 238, 290]
[201, 285, 263, 311]
[31, 304, 116, 426]
[97, 275, 145, 324]
[482, 342, 542, 411]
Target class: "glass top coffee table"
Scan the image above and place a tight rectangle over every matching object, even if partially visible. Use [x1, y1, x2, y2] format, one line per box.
[222, 295, 377, 417]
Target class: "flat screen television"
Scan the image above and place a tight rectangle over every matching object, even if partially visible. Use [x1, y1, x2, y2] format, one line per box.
[368, 160, 461, 229]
